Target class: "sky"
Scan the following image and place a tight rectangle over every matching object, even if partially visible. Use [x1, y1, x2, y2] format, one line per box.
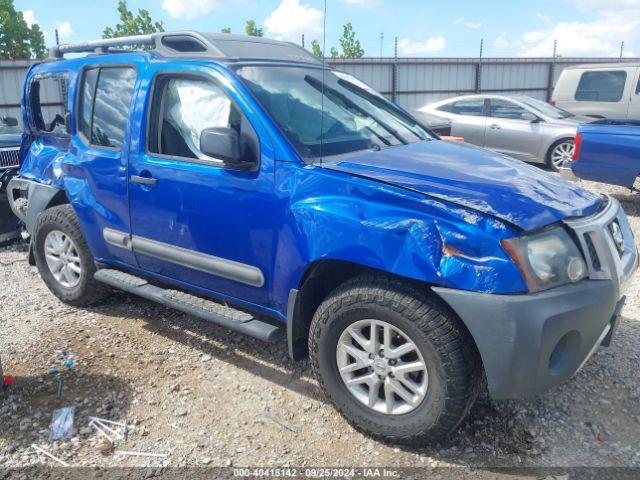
[14, 0, 640, 58]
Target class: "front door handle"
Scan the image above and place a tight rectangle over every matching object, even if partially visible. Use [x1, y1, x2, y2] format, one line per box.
[131, 175, 158, 187]
[489, 124, 501, 129]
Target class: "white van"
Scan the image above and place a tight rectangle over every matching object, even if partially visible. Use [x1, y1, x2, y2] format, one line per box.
[552, 62, 640, 119]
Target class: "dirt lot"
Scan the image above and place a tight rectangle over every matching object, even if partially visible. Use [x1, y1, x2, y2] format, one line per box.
[1, 178, 639, 478]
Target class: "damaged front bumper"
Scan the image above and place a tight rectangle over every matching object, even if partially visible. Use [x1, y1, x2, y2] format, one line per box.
[434, 195, 638, 399]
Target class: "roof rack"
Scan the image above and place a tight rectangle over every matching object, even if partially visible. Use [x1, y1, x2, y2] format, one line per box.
[49, 31, 321, 65]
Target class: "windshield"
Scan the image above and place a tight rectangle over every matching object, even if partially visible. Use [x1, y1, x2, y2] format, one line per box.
[517, 96, 573, 119]
[235, 65, 430, 159]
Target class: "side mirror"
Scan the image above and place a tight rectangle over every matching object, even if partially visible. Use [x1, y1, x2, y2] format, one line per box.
[1, 116, 18, 127]
[200, 127, 241, 165]
[521, 112, 539, 122]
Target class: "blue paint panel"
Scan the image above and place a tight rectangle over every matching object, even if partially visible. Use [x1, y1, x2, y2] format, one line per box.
[572, 120, 640, 188]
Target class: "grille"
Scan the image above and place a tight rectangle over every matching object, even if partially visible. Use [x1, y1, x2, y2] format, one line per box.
[0, 147, 19, 169]
[583, 233, 601, 271]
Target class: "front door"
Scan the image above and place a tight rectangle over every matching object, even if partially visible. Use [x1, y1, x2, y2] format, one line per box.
[484, 98, 542, 161]
[127, 67, 275, 306]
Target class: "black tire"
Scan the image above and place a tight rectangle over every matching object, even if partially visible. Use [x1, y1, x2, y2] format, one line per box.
[546, 138, 574, 172]
[33, 204, 110, 306]
[309, 274, 481, 444]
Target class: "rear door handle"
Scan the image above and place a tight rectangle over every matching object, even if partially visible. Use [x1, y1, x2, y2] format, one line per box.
[489, 124, 501, 129]
[131, 175, 157, 187]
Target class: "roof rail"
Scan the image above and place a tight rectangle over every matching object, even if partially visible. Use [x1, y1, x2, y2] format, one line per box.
[49, 34, 155, 58]
[48, 31, 321, 65]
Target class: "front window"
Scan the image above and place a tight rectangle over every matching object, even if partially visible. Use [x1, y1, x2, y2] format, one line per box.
[235, 66, 429, 159]
[489, 99, 529, 120]
[516, 96, 573, 119]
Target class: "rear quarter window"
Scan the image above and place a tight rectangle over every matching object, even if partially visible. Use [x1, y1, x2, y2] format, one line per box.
[29, 73, 69, 137]
[575, 70, 627, 102]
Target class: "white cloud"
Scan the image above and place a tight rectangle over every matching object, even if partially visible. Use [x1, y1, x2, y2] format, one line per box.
[162, 0, 219, 20]
[341, 0, 378, 7]
[493, 32, 509, 48]
[517, 2, 639, 57]
[453, 16, 481, 29]
[56, 21, 73, 40]
[398, 36, 446, 55]
[536, 12, 550, 23]
[23, 10, 37, 28]
[264, 0, 323, 42]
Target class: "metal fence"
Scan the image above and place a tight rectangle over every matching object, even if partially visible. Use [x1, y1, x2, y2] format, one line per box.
[328, 57, 640, 111]
[1, 56, 639, 122]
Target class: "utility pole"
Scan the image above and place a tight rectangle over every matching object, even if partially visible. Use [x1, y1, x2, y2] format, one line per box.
[379, 32, 384, 57]
[394, 36, 398, 59]
[620, 41, 624, 61]
[55, 29, 60, 46]
[301, 34, 305, 49]
[392, 36, 398, 102]
[547, 39, 558, 102]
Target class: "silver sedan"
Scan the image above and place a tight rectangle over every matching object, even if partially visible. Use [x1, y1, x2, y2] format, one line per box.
[417, 94, 593, 170]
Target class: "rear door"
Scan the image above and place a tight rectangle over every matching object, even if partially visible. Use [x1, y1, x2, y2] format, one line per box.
[484, 98, 542, 161]
[70, 64, 139, 266]
[442, 98, 487, 146]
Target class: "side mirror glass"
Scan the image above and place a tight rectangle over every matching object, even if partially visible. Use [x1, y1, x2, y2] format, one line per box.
[521, 112, 539, 122]
[200, 127, 242, 165]
[1, 116, 18, 127]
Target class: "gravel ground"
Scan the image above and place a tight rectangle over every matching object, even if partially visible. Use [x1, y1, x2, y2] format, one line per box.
[0, 178, 639, 478]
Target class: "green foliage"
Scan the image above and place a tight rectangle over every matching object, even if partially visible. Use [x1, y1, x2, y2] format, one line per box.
[337, 22, 364, 58]
[103, 0, 164, 42]
[0, 0, 46, 59]
[311, 39, 323, 58]
[330, 46, 339, 58]
[221, 27, 231, 34]
[245, 20, 263, 37]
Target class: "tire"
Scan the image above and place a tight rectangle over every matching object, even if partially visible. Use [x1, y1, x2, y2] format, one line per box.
[309, 274, 481, 444]
[33, 204, 110, 306]
[546, 138, 574, 172]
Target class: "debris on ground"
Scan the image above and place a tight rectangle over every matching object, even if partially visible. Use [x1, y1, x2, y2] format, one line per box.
[49, 406, 76, 441]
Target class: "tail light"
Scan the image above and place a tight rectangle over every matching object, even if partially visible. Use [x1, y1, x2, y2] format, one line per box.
[572, 133, 582, 161]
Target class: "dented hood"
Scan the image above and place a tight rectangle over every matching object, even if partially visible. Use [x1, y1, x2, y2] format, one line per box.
[323, 140, 602, 231]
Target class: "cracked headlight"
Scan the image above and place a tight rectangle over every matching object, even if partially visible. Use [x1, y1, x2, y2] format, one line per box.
[502, 227, 587, 292]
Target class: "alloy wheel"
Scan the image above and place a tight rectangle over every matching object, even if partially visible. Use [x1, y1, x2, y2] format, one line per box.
[44, 230, 82, 288]
[551, 141, 574, 169]
[336, 319, 428, 415]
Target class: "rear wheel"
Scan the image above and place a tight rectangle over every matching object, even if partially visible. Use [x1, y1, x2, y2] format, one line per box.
[33, 204, 110, 306]
[309, 274, 481, 444]
[547, 138, 574, 172]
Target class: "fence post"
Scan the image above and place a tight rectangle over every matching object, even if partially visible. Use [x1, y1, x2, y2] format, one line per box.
[547, 39, 557, 102]
[391, 36, 398, 102]
[475, 38, 483, 93]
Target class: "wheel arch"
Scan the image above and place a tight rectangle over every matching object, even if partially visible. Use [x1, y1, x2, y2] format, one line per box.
[286, 259, 483, 369]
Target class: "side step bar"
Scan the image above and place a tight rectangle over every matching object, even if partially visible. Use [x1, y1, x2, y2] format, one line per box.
[94, 269, 282, 343]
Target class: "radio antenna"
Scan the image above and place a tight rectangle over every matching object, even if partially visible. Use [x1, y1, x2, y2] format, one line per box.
[319, 0, 327, 166]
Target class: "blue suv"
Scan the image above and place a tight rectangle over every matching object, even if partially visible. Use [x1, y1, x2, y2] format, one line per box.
[8, 32, 638, 444]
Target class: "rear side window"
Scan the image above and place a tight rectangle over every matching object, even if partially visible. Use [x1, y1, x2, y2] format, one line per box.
[575, 71, 627, 102]
[29, 73, 69, 136]
[449, 99, 485, 116]
[78, 66, 137, 149]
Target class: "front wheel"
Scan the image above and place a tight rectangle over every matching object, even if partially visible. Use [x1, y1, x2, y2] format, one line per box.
[309, 275, 481, 444]
[547, 139, 574, 172]
[33, 204, 110, 306]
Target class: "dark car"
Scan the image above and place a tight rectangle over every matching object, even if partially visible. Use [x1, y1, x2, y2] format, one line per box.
[0, 115, 22, 244]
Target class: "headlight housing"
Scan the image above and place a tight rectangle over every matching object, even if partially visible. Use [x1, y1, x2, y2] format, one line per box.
[502, 227, 587, 292]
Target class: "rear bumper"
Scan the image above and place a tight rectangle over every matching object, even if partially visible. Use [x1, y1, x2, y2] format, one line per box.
[434, 279, 627, 399]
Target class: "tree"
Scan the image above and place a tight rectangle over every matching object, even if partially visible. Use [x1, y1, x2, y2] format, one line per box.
[337, 22, 364, 58]
[221, 27, 231, 34]
[28, 24, 46, 59]
[103, 0, 164, 40]
[0, 0, 46, 59]
[245, 20, 263, 37]
[330, 46, 339, 58]
[310, 39, 323, 58]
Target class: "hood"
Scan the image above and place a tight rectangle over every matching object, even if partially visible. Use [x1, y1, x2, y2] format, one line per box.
[323, 140, 602, 231]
